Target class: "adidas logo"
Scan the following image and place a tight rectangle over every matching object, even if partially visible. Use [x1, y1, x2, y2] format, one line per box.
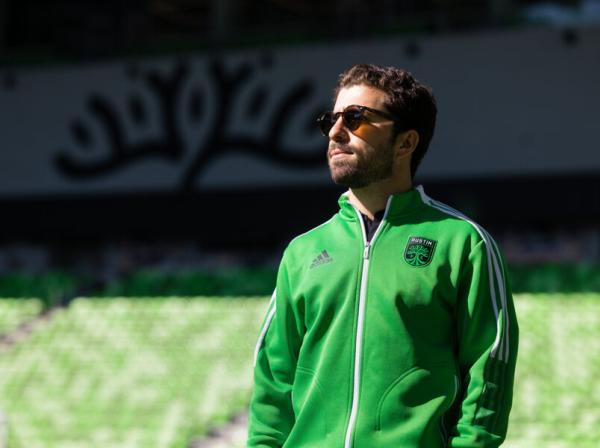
[310, 250, 333, 269]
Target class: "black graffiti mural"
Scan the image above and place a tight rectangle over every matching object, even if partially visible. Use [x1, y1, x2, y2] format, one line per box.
[55, 63, 187, 178]
[54, 55, 327, 191]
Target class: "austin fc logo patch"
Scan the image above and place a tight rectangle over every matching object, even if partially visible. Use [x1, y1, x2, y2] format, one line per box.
[404, 236, 437, 267]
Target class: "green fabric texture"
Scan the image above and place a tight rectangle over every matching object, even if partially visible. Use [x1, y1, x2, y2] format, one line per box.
[248, 187, 519, 448]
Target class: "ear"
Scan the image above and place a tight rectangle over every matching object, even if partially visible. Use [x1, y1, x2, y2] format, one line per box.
[393, 129, 419, 158]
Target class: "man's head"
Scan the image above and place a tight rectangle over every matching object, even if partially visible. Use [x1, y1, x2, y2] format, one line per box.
[322, 64, 437, 187]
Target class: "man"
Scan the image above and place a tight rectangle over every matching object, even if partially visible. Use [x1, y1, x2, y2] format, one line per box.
[248, 64, 518, 447]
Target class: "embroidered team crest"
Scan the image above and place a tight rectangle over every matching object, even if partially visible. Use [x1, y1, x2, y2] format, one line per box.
[404, 236, 437, 267]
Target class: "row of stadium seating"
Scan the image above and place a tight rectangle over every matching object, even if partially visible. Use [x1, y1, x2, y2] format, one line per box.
[0, 299, 43, 335]
[1, 294, 599, 447]
[0, 297, 268, 448]
[0, 264, 598, 308]
[507, 294, 600, 447]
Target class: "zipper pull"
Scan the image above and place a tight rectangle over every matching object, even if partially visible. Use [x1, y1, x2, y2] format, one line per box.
[363, 243, 371, 260]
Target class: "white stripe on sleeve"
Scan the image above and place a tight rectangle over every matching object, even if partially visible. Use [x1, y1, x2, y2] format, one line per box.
[253, 289, 277, 367]
[416, 185, 510, 362]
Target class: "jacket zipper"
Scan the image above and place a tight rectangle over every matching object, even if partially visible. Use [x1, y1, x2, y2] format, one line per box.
[344, 199, 392, 448]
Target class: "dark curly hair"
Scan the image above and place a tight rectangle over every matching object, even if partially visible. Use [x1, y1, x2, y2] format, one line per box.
[335, 64, 437, 179]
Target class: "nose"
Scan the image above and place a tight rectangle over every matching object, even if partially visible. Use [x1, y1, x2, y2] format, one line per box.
[328, 115, 349, 143]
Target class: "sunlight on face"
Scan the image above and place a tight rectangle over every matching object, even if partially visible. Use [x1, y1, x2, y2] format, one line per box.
[327, 85, 397, 188]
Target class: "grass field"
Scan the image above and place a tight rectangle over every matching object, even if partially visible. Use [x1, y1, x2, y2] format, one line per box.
[0, 293, 599, 447]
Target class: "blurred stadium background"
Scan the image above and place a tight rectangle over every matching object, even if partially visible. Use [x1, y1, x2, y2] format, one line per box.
[0, 0, 599, 447]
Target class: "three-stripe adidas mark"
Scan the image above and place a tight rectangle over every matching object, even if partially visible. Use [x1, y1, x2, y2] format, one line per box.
[310, 250, 333, 268]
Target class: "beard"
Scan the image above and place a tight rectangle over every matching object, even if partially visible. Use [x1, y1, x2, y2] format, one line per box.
[327, 141, 394, 188]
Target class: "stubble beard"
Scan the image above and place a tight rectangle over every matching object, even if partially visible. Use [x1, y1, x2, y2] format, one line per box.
[328, 143, 394, 189]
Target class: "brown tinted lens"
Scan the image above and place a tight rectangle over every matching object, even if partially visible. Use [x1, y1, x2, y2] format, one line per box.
[317, 107, 366, 136]
[317, 112, 334, 136]
[342, 107, 364, 131]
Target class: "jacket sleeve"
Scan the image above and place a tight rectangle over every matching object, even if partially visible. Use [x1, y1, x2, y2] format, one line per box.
[449, 237, 519, 448]
[247, 251, 304, 447]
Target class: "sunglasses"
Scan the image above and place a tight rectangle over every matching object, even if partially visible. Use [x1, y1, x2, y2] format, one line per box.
[316, 104, 398, 136]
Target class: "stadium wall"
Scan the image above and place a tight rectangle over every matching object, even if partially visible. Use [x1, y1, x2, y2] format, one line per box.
[1, 26, 598, 248]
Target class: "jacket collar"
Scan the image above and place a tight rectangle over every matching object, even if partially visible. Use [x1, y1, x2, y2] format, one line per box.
[338, 186, 426, 221]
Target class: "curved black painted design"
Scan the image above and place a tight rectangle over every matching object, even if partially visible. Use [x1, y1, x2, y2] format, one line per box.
[180, 59, 327, 191]
[54, 62, 188, 177]
[53, 55, 327, 190]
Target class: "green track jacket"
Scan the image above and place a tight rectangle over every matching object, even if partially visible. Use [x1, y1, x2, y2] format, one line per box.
[248, 186, 518, 448]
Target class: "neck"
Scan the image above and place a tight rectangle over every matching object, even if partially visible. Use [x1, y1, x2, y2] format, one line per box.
[348, 176, 412, 220]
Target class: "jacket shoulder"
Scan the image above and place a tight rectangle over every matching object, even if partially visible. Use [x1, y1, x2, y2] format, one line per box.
[418, 198, 494, 249]
[286, 214, 339, 253]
